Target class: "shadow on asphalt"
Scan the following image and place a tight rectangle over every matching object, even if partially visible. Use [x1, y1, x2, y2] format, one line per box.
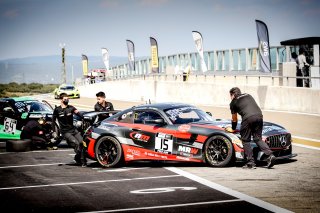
[79, 158, 298, 170]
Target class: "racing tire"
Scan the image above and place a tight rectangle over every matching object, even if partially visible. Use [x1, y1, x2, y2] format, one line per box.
[6, 139, 31, 152]
[203, 135, 234, 167]
[94, 136, 123, 168]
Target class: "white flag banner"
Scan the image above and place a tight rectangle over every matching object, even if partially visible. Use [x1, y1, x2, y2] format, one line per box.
[101, 48, 110, 70]
[192, 31, 208, 72]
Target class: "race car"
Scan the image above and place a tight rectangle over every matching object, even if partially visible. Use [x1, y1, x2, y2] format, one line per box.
[83, 102, 297, 168]
[0, 97, 60, 150]
[53, 84, 80, 99]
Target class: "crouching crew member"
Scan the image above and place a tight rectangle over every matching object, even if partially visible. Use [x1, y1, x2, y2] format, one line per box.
[52, 93, 87, 167]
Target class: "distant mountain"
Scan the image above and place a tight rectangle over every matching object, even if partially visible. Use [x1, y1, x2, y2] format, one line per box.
[0, 55, 129, 84]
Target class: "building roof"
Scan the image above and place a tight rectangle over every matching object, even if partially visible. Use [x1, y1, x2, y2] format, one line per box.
[280, 37, 320, 46]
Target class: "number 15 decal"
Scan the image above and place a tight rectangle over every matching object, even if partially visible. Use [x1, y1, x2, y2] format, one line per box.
[155, 133, 173, 154]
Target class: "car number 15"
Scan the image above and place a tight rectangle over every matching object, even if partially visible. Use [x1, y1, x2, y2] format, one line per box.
[155, 133, 173, 154]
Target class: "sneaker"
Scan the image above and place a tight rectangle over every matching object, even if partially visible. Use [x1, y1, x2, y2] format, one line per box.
[52, 146, 58, 150]
[242, 164, 256, 169]
[81, 162, 87, 167]
[266, 154, 276, 168]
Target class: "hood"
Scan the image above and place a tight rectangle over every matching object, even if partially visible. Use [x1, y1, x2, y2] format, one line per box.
[192, 119, 288, 136]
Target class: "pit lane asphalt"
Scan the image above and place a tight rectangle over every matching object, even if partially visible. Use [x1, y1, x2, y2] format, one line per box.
[0, 148, 288, 213]
[1, 94, 318, 212]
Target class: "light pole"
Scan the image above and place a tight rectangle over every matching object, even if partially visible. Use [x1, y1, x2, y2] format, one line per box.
[59, 43, 66, 84]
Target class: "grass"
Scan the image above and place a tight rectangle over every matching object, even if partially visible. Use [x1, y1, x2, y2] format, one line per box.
[0, 83, 59, 98]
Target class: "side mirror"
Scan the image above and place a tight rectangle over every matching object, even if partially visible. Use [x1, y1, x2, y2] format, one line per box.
[206, 112, 212, 117]
[145, 118, 166, 125]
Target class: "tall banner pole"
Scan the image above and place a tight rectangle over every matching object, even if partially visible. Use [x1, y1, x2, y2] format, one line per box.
[101, 48, 110, 70]
[126, 40, 135, 73]
[255, 20, 271, 73]
[150, 37, 159, 73]
[81, 54, 88, 77]
[192, 31, 208, 72]
[101, 48, 110, 80]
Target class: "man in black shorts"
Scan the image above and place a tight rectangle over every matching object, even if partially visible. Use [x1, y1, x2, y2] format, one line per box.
[227, 87, 276, 169]
[52, 93, 87, 167]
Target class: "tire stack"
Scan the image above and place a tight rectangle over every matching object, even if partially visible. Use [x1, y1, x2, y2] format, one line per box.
[6, 139, 31, 152]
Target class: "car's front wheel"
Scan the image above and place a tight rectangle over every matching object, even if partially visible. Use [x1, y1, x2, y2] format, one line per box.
[203, 135, 234, 167]
[94, 136, 122, 167]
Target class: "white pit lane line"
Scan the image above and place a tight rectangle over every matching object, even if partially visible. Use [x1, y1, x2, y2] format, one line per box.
[0, 174, 181, 191]
[78, 199, 243, 213]
[0, 163, 65, 169]
[166, 167, 293, 213]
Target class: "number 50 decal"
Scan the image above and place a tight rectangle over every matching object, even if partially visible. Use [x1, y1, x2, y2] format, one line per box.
[155, 133, 173, 154]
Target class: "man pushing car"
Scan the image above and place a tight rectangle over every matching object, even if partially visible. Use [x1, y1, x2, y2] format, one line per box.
[226, 87, 276, 169]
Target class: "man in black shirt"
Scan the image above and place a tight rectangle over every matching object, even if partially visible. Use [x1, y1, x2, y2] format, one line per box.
[228, 87, 276, 169]
[94, 91, 114, 121]
[52, 93, 87, 167]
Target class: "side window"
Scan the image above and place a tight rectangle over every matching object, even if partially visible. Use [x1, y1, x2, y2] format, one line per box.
[117, 110, 134, 124]
[134, 111, 163, 125]
[0, 102, 14, 113]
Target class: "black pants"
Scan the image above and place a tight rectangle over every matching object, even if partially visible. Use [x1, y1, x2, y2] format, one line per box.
[296, 68, 303, 87]
[301, 67, 310, 87]
[30, 136, 48, 149]
[63, 129, 86, 163]
[240, 115, 272, 165]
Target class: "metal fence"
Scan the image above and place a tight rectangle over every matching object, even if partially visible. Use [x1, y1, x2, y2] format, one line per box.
[108, 46, 287, 79]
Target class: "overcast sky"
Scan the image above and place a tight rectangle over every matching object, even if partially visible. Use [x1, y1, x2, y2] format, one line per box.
[0, 0, 319, 60]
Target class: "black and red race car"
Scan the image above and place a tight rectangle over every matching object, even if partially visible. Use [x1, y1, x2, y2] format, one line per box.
[83, 102, 297, 167]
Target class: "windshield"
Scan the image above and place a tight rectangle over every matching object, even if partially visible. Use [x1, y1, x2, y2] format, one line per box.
[164, 106, 214, 124]
[15, 100, 53, 113]
[60, 86, 75, 90]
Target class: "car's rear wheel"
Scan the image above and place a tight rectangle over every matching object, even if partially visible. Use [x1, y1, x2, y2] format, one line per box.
[204, 135, 234, 167]
[94, 136, 122, 167]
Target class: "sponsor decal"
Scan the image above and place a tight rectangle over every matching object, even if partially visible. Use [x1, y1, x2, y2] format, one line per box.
[166, 107, 196, 121]
[176, 156, 191, 161]
[235, 152, 244, 159]
[178, 145, 199, 155]
[129, 132, 150, 142]
[99, 124, 110, 131]
[29, 114, 43, 118]
[178, 124, 191, 133]
[262, 125, 283, 134]
[259, 41, 269, 57]
[127, 148, 141, 156]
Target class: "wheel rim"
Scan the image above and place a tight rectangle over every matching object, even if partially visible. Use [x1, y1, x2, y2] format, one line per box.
[97, 140, 118, 166]
[207, 138, 229, 164]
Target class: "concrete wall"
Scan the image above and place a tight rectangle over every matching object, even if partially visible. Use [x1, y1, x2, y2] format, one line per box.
[79, 80, 320, 114]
